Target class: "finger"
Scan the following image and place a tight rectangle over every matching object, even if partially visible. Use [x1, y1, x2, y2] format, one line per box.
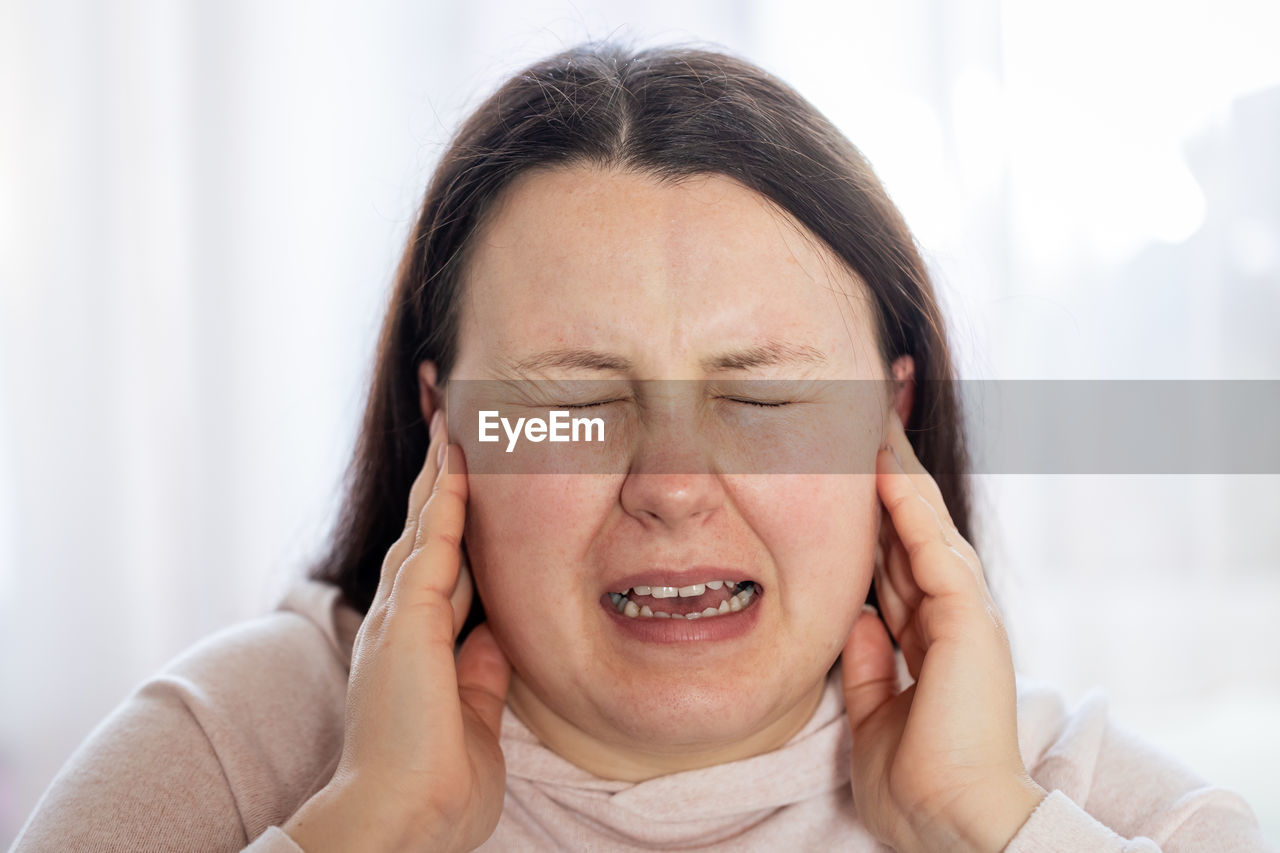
[877, 435, 982, 601]
[391, 439, 471, 616]
[884, 411, 959, 535]
[872, 552, 909, 638]
[374, 410, 449, 608]
[450, 557, 474, 640]
[884, 412, 986, 578]
[455, 623, 512, 740]
[873, 556, 910, 637]
[874, 561, 926, 681]
[884, 418, 985, 580]
[841, 605, 898, 732]
[878, 504, 923, 619]
[878, 441, 1007, 658]
[876, 492, 932, 680]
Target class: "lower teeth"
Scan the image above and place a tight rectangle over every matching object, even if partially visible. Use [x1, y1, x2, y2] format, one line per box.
[609, 583, 757, 619]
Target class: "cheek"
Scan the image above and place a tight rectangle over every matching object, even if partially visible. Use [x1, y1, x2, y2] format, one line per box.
[461, 474, 615, 624]
[732, 474, 879, 613]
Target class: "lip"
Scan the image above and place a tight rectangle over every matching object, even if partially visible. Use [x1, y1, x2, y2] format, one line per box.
[600, 585, 763, 644]
[603, 566, 755, 594]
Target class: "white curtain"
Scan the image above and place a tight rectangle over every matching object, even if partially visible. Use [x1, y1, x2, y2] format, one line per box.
[2, 0, 1277, 844]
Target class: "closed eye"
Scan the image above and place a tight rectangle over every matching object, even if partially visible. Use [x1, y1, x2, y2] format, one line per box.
[723, 398, 791, 408]
[554, 399, 625, 409]
[554, 398, 792, 409]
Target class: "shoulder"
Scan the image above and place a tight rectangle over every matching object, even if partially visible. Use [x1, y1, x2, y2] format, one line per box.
[150, 577, 355, 806]
[138, 577, 356, 830]
[159, 576, 355, 710]
[12, 577, 358, 851]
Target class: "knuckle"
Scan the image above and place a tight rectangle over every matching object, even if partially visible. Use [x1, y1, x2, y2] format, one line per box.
[402, 593, 454, 623]
[383, 593, 456, 637]
[412, 512, 464, 553]
[426, 525, 463, 550]
[422, 481, 462, 516]
[946, 544, 980, 576]
[903, 537, 931, 562]
[352, 608, 388, 656]
[381, 544, 407, 576]
[886, 491, 916, 514]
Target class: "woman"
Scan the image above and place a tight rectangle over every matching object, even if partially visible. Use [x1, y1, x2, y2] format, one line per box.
[13, 41, 1269, 852]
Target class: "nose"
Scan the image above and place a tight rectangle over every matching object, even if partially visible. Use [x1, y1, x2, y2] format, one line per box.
[619, 436, 726, 531]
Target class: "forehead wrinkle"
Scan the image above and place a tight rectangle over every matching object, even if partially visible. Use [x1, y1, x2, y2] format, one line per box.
[503, 347, 634, 377]
[492, 340, 829, 382]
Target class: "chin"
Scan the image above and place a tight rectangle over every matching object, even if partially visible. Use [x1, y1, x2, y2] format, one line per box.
[489, 580, 856, 767]
[586, 651, 828, 752]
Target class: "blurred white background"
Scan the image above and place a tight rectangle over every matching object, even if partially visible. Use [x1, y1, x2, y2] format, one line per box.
[2, 0, 1277, 846]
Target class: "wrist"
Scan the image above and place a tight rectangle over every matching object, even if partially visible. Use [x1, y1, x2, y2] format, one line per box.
[907, 774, 1047, 853]
[953, 774, 1048, 853]
[284, 777, 448, 853]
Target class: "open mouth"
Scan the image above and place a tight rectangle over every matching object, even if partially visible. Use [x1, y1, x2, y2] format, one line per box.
[605, 580, 761, 620]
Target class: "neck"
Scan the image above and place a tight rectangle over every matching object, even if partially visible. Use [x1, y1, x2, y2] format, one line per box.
[505, 675, 828, 782]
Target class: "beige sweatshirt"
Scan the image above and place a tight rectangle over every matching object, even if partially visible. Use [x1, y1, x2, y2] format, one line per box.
[10, 577, 1271, 852]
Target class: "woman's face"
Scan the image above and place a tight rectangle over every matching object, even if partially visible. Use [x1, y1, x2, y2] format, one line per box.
[443, 166, 893, 776]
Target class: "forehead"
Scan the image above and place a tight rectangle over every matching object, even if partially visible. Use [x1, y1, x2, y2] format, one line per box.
[453, 165, 880, 377]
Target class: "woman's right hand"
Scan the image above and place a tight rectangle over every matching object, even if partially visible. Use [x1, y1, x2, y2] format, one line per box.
[283, 411, 512, 853]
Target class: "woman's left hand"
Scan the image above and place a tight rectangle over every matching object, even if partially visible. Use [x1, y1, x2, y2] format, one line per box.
[842, 410, 1047, 853]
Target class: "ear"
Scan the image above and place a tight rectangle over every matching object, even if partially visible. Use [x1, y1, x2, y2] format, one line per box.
[417, 360, 442, 425]
[889, 355, 915, 427]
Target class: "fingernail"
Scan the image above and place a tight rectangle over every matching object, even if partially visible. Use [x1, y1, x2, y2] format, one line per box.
[860, 603, 879, 617]
[429, 411, 442, 441]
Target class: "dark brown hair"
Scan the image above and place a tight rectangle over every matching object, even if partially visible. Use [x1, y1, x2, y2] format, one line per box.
[308, 39, 973, 625]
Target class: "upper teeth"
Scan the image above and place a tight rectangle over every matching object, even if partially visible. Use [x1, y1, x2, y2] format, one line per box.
[625, 580, 737, 598]
[607, 582, 758, 620]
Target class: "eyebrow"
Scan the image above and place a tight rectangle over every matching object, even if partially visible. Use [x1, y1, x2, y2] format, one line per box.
[506, 341, 828, 375]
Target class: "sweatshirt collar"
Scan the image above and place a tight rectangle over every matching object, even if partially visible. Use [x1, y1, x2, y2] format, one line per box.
[499, 670, 851, 820]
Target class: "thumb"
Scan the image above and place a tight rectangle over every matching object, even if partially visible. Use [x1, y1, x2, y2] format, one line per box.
[455, 622, 511, 739]
[842, 605, 898, 731]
